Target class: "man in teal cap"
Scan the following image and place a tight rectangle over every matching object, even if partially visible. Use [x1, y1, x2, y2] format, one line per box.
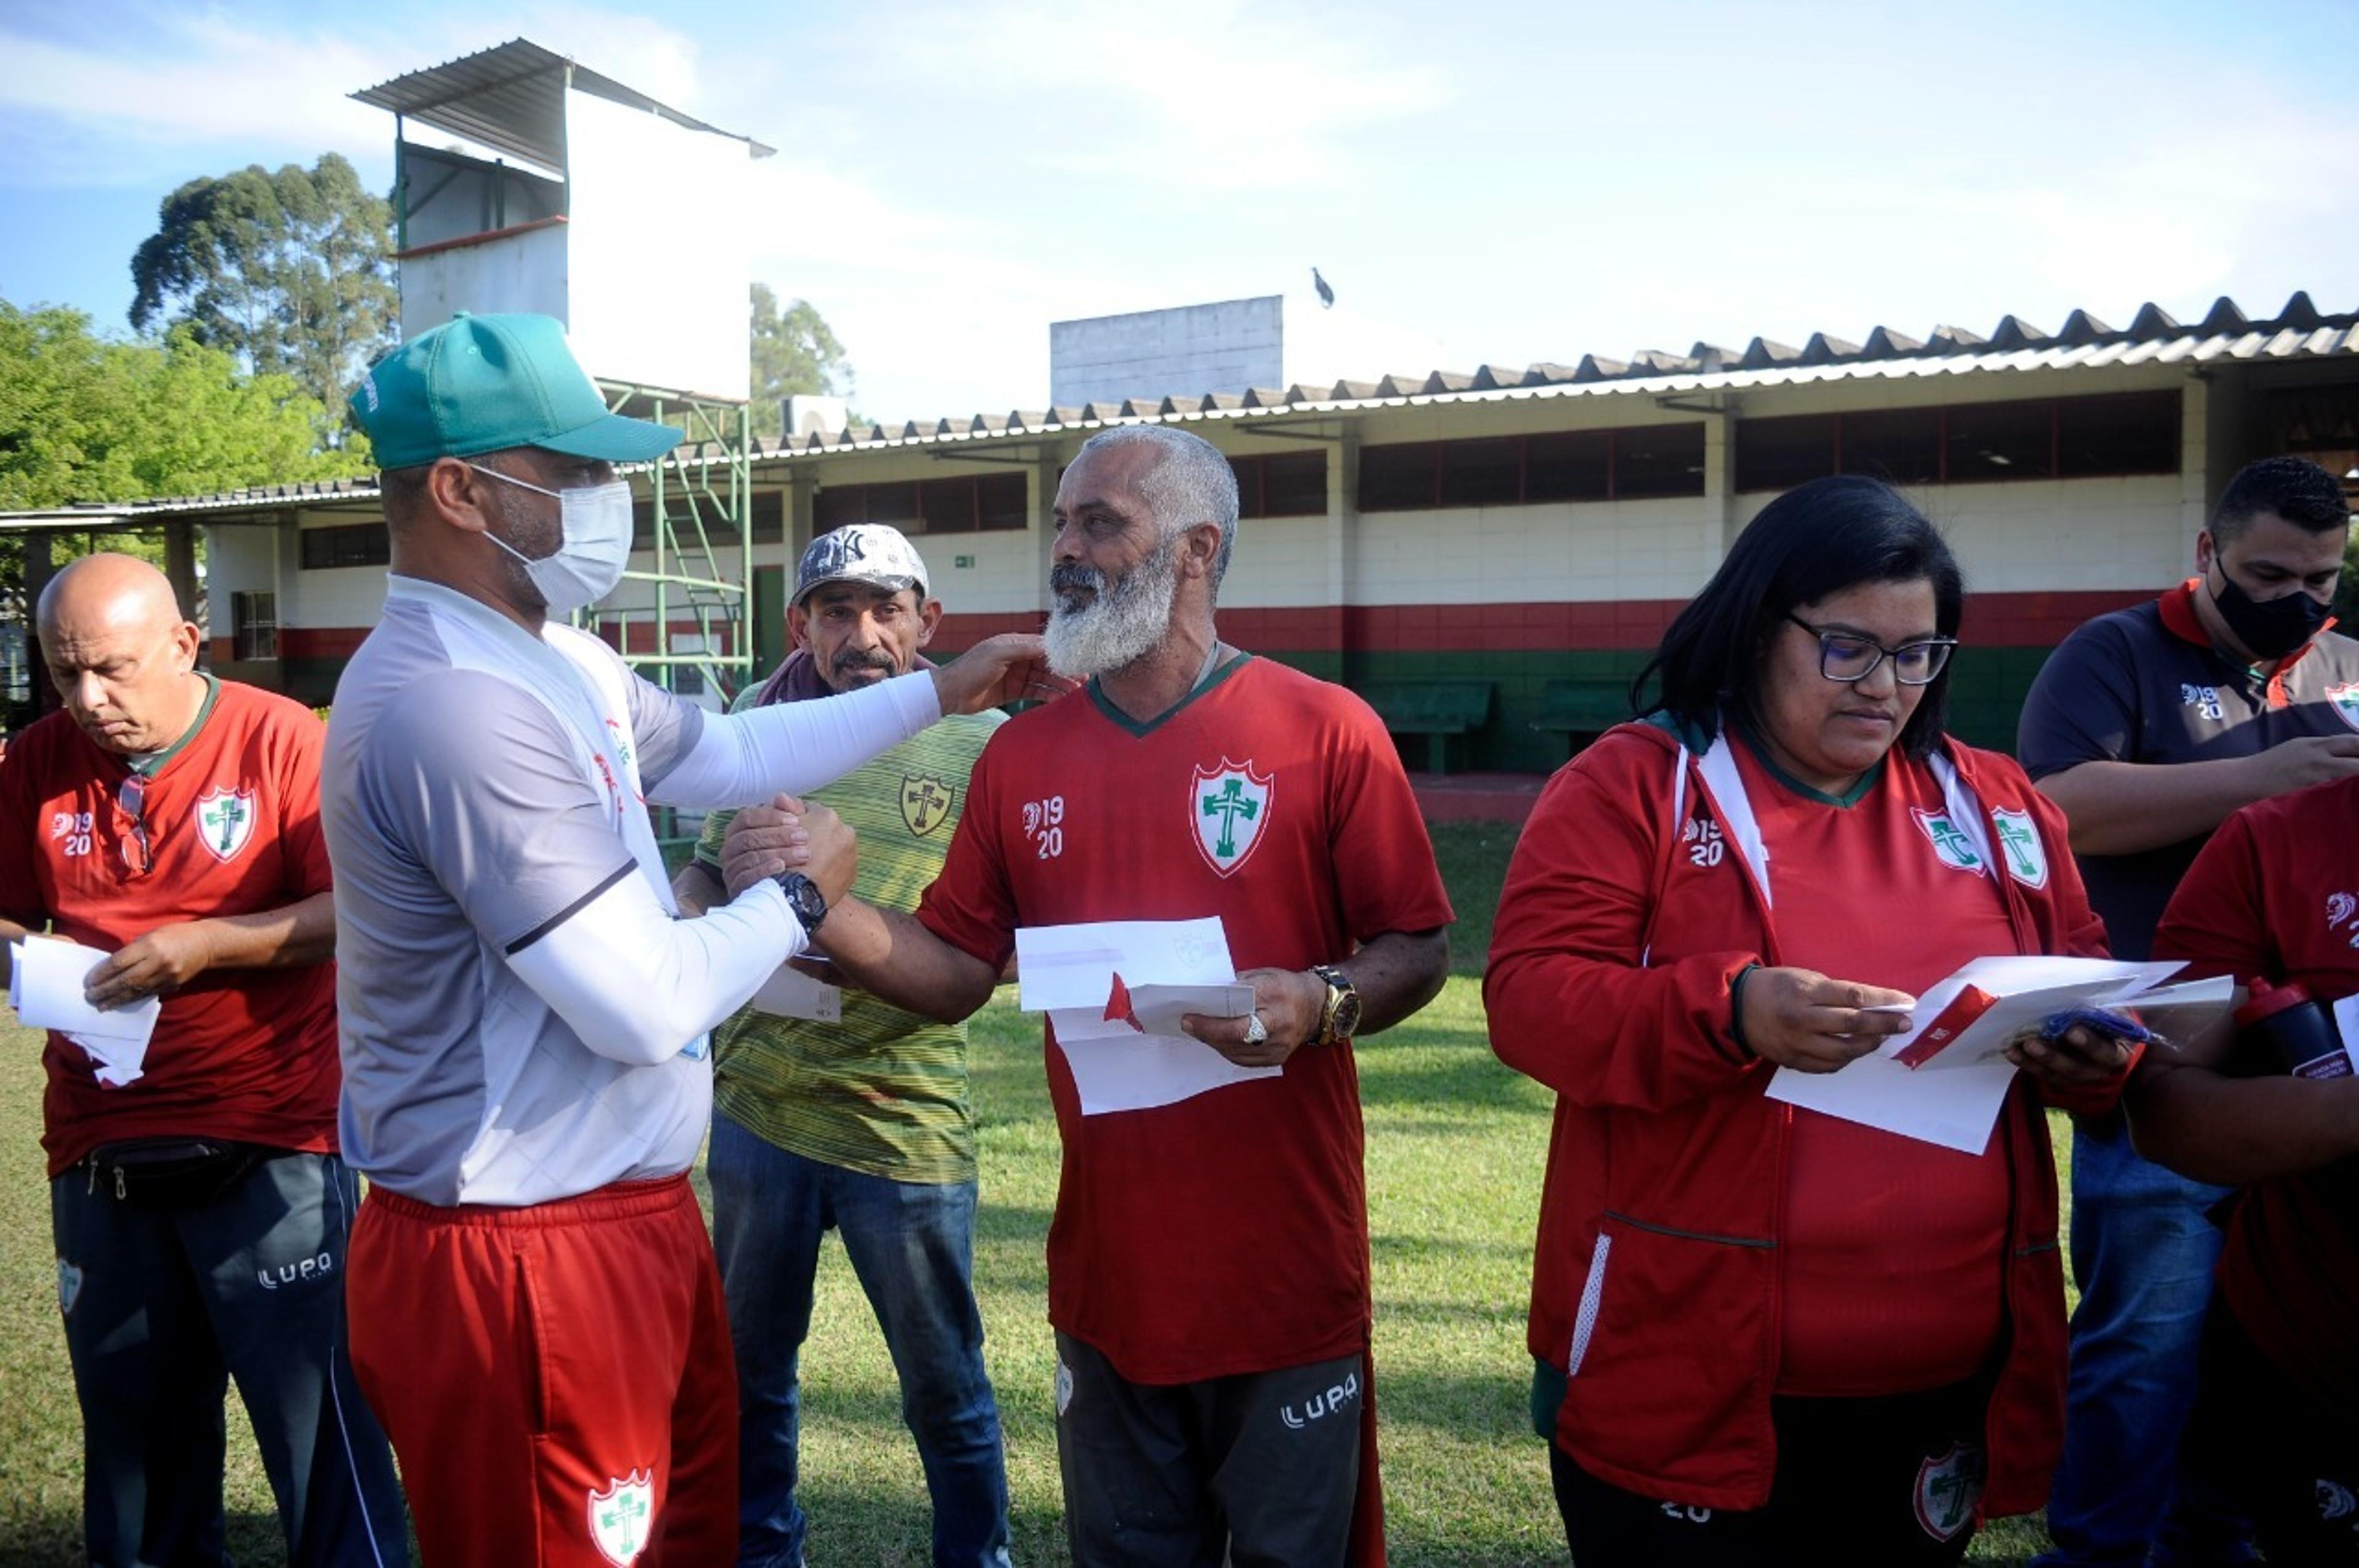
[323, 313, 1058, 1567]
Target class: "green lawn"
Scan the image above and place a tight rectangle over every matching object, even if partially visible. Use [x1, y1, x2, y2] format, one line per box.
[0, 820, 2067, 1563]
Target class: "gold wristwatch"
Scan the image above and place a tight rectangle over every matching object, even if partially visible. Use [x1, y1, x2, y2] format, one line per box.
[1311, 964, 1363, 1046]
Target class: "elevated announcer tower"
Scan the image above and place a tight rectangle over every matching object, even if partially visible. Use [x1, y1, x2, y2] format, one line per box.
[353, 38, 772, 700]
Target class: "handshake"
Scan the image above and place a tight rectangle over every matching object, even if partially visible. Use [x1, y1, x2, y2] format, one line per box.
[721, 795, 859, 911]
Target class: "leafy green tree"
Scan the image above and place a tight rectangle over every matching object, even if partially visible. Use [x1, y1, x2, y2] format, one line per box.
[749, 283, 855, 437]
[0, 300, 367, 645]
[128, 153, 396, 442]
[0, 302, 361, 509]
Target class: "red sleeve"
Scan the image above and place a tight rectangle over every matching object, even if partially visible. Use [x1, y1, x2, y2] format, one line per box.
[0, 738, 45, 927]
[1484, 736, 1762, 1111]
[2153, 808, 2274, 983]
[273, 703, 332, 901]
[1326, 695, 1454, 940]
[914, 733, 1019, 971]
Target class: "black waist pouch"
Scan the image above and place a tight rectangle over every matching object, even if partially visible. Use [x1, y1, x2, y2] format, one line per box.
[88, 1137, 273, 1206]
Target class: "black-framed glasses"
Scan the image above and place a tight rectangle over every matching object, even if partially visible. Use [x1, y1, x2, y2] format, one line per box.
[116, 773, 152, 877]
[1785, 614, 1957, 685]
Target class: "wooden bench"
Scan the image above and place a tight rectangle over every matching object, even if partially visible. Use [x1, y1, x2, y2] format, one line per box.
[1530, 676, 1632, 755]
[1364, 681, 1494, 774]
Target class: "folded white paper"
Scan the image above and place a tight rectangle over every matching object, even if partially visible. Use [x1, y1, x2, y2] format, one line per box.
[2331, 994, 2359, 1075]
[1767, 956, 2199, 1155]
[10, 938, 160, 1088]
[1014, 918, 1274, 1115]
[1879, 958, 2199, 1071]
[748, 962, 843, 1023]
[1767, 1054, 2019, 1156]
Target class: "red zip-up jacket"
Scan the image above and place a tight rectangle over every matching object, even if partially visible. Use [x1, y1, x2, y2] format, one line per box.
[1486, 716, 2121, 1515]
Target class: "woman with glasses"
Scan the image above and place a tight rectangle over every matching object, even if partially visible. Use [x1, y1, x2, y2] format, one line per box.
[1487, 475, 2140, 1565]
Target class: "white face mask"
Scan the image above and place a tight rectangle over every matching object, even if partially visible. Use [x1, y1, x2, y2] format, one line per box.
[470, 464, 636, 614]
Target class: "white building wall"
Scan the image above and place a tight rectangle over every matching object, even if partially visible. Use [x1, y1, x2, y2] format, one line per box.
[1353, 496, 1719, 606]
[291, 562, 395, 628]
[1223, 514, 1331, 608]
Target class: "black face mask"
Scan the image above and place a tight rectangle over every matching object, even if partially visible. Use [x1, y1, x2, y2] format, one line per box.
[2210, 568, 2330, 661]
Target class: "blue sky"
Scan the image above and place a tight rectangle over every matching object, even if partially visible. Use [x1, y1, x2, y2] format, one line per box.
[4, 0, 2355, 424]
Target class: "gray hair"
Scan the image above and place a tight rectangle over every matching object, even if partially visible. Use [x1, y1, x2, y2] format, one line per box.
[1074, 425, 1240, 590]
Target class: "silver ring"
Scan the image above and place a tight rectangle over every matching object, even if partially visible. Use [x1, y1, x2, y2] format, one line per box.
[1242, 1013, 1269, 1045]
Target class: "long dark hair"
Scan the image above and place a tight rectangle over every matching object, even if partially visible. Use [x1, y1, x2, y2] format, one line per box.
[1632, 475, 1965, 760]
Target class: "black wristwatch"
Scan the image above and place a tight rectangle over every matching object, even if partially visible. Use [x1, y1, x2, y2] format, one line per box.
[1311, 964, 1362, 1045]
[778, 871, 829, 938]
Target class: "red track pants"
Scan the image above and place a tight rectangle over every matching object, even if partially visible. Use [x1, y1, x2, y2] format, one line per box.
[347, 1172, 737, 1566]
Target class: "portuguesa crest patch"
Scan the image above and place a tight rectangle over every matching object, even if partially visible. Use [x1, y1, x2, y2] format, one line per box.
[194, 785, 257, 864]
[1990, 808, 2049, 889]
[588, 1469, 654, 1565]
[1191, 759, 1273, 878]
[901, 773, 954, 837]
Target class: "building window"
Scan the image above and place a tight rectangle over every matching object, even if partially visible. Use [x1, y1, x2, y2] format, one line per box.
[1613, 424, 1709, 499]
[813, 473, 1027, 534]
[1229, 450, 1328, 518]
[232, 592, 278, 661]
[2058, 391, 2181, 477]
[299, 523, 390, 569]
[1946, 400, 2054, 480]
[1735, 392, 2183, 491]
[1734, 414, 1836, 493]
[1356, 442, 1441, 511]
[1841, 407, 1943, 485]
[1357, 424, 1705, 511]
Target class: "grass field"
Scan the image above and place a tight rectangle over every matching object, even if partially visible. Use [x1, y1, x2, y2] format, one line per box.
[0, 819, 2067, 1564]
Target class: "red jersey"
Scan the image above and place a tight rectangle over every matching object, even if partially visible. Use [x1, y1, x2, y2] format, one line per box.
[0, 680, 340, 1174]
[918, 657, 1455, 1383]
[1728, 738, 2017, 1395]
[2153, 774, 2359, 1405]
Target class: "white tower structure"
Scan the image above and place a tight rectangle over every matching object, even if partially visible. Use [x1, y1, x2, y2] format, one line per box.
[353, 39, 773, 721]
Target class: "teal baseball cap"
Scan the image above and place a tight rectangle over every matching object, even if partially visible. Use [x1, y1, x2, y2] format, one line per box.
[349, 312, 682, 469]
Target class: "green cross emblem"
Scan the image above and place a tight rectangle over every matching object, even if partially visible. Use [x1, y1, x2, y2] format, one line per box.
[1927, 816, 1977, 867]
[1200, 778, 1260, 860]
[1994, 818, 2038, 880]
[213, 797, 248, 854]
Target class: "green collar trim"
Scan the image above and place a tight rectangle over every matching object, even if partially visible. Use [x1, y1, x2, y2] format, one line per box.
[1734, 720, 1883, 808]
[1088, 652, 1253, 738]
[128, 674, 220, 778]
[1641, 708, 1716, 755]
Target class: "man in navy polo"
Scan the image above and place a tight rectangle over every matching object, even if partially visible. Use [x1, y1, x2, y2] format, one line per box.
[2018, 454, 2359, 1568]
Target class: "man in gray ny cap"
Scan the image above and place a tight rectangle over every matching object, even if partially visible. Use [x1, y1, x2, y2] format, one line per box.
[676, 523, 1013, 1567]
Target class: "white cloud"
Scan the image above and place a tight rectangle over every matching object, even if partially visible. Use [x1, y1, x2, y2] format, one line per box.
[877, 1, 1454, 190]
[0, 20, 388, 183]
[0, 6, 716, 188]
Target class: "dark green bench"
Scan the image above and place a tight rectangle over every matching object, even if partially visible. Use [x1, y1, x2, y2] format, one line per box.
[1531, 676, 1632, 755]
[1364, 681, 1494, 774]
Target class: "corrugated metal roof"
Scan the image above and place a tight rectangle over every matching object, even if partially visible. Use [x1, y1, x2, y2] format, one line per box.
[744, 291, 2357, 458]
[8, 292, 2353, 521]
[351, 37, 773, 169]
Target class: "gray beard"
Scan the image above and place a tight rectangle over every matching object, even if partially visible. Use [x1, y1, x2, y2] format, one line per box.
[1044, 536, 1180, 678]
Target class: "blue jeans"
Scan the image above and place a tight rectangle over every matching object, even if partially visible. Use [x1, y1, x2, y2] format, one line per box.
[52, 1150, 407, 1568]
[2037, 1121, 2253, 1568]
[708, 1111, 1012, 1568]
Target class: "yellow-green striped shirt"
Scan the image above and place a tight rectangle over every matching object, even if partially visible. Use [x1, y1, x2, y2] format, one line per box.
[698, 693, 1001, 1184]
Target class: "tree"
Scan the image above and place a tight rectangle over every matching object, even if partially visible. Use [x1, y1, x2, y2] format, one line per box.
[0, 303, 362, 510]
[129, 153, 397, 443]
[749, 283, 855, 437]
[0, 300, 368, 651]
